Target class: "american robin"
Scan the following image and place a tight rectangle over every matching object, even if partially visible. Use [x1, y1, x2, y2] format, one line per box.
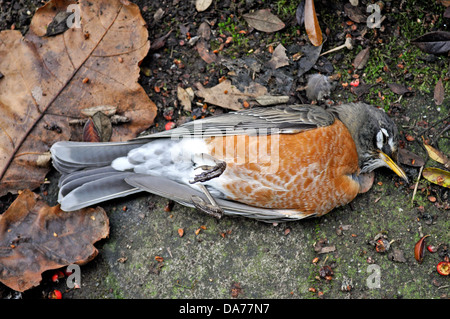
[51, 103, 408, 222]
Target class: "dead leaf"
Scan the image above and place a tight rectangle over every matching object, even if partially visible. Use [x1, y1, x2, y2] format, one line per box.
[434, 78, 444, 105]
[196, 0, 213, 12]
[195, 80, 267, 111]
[438, 0, 450, 7]
[177, 86, 193, 112]
[91, 111, 113, 142]
[153, 8, 165, 22]
[422, 167, 450, 188]
[388, 83, 413, 95]
[445, 6, 450, 18]
[414, 235, 430, 263]
[267, 44, 289, 69]
[353, 47, 370, 70]
[317, 245, 336, 254]
[306, 74, 332, 101]
[351, 83, 374, 97]
[398, 148, 425, 167]
[344, 3, 367, 23]
[198, 22, 211, 40]
[304, 0, 322, 46]
[255, 95, 289, 106]
[150, 29, 173, 51]
[83, 118, 101, 142]
[44, 10, 72, 37]
[0, 189, 109, 292]
[80, 105, 117, 118]
[422, 140, 450, 168]
[296, 1, 306, 26]
[196, 39, 217, 64]
[243, 9, 285, 33]
[411, 31, 450, 55]
[0, 0, 156, 196]
[388, 249, 407, 263]
[297, 43, 323, 76]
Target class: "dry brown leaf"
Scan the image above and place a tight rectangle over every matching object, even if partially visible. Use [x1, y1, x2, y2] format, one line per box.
[177, 86, 193, 112]
[422, 167, 450, 188]
[422, 139, 450, 168]
[80, 105, 117, 118]
[195, 80, 268, 111]
[196, 39, 217, 64]
[0, 189, 109, 292]
[83, 111, 113, 142]
[198, 21, 211, 40]
[398, 148, 425, 167]
[267, 44, 289, 69]
[353, 47, 370, 70]
[83, 118, 101, 143]
[304, 0, 323, 46]
[388, 83, 413, 95]
[243, 9, 285, 33]
[255, 95, 289, 106]
[196, 0, 213, 12]
[0, 0, 156, 196]
[434, 78, 444, 106]
[344, 3, 367, 23]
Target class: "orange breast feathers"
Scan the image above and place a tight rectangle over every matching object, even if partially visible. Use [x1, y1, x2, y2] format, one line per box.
[204, 120, 361, 216]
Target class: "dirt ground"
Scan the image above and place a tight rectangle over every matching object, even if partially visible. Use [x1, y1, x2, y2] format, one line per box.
[0, 0, 449, 300]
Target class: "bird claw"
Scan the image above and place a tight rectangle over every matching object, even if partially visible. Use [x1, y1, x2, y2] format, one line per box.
[191, 195, 224, 219]
[191, 183, 224, 219]
[189, 159, 226, 184]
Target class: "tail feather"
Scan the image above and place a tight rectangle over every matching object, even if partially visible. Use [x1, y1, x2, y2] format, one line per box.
[58, 166, 117, 187]
[51, 141, 146, 211]
[59, 171, 142, 211]
[58, 167, 120, 200]
[50, 141, 144, 174]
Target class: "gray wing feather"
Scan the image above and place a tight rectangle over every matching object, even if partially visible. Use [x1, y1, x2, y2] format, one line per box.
[133, 104, 335, 139]
[126, 175, 312, 222]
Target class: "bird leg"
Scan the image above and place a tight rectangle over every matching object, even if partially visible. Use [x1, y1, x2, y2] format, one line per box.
[189, 155, 226, 219]
[189, 155, 226, 184]
[191, 184, 224, 219]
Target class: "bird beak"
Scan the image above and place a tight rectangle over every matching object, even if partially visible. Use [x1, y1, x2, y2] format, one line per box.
[378, 150, 409, 183]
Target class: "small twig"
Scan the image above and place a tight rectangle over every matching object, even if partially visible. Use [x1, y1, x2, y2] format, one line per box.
[411, 165, 424, 204]
[417, 114, 450, 137]
[320, 38, 353, 56]
[321, 255, 329, 266]
[431, 123, 450, 146]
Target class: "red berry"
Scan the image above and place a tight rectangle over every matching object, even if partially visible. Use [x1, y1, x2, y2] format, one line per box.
[427, 245, 437, 253]
[49, 289, 62, 299]
[437, 261, 450, 276]
[165, 121, 175, 130]
[51, 273, 59, 282]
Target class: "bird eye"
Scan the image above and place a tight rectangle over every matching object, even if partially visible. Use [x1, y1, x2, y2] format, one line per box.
[382, 133, 388, 144]
[381, 128, 389, 144]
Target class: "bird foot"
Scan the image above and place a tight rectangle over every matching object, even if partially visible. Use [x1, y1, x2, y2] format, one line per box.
[191, 195, 224, 219]
[189, 158, 226, 184]
[191, 184, 223, 219]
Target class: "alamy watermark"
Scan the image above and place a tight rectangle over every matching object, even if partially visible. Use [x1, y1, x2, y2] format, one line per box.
[66, 4, 81, 29]
[366, 264, 381, 289]
[66, 264, 81, 289]
[367, 3, 382, 29]
[168, 123, 282, 174]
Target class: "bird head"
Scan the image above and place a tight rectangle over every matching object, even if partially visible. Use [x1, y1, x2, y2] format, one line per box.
[331, 103, 408, 183]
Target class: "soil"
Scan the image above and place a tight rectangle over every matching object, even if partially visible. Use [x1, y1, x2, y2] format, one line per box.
[0, 0, 449, 300]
